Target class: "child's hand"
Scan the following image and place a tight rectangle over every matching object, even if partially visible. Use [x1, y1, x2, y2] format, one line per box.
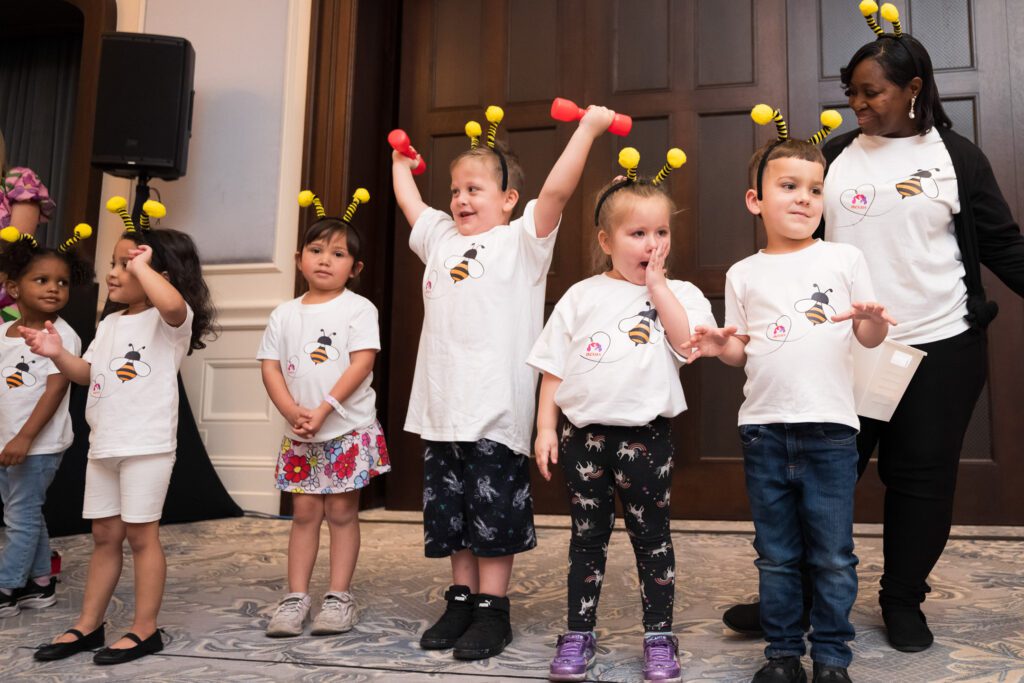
[294, 406, 330, 440]
[284, 403, 312, 432]
[686, 325, 738, 363]
[534, 428, 559, 481]
[831, 301, 898, 326]
[125, 244, 153, 273]
[645, 241, 669, 292]
[18, 321, 64, 359]
[392, 149, 421, 170]
[579, 106, 615, 137]
[0, 435, 30, 466]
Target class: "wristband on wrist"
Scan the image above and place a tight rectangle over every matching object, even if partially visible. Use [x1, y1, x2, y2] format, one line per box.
[324, 394, 347, 418]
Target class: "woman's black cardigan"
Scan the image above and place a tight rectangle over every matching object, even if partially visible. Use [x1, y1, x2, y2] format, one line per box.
[815, 127, 1024, 329]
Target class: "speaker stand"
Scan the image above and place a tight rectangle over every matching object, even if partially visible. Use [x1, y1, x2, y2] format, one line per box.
[131, 171, 152, 224]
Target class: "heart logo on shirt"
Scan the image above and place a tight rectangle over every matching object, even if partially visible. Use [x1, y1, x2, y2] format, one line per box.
[286, 355, 299, 377]
[90, 374, 105, 398]
[425, 269, 438, 298]
[840, 185, 875, 214]
[581, 332, 611, 364]
[767, 316, 791, 343]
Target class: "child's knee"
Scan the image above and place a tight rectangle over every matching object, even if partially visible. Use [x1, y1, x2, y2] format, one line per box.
[291, 495, 326, 526]
[124, 521, 160, 551]
[325, 496, 359, 527]
[92, 517, 126, 546]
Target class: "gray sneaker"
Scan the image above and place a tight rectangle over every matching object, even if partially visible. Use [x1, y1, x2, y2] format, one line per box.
[266, 593, 311, 637]
[311, 591, 358, 635]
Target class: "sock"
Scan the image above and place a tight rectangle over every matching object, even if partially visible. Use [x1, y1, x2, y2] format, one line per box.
[0, 588, 12, 597]
[644, 630, 673, 640]
[32, 575, 51, 587]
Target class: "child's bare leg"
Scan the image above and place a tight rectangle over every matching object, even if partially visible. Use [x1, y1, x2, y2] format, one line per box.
[478, 555, 514, 597]
[450, 549, 479, 592]
[53, 516, 125, 643]
[107, 521, 163, 648]
[288, 494, 325, 594]
[324, 491, 360, 593]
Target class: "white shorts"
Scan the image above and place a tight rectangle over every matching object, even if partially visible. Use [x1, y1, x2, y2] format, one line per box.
[82, 452, 176, 523]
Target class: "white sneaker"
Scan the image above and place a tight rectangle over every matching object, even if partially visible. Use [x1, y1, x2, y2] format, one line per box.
[310, 591, 358, 635]
[266, 592, 311, 637]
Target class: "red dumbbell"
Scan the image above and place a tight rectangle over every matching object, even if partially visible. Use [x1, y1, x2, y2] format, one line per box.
[550, 97, 632, 137]
[388, 129, 427, 175]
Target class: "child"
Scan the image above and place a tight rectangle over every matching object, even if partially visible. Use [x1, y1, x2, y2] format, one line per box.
[22, 197, 216, 665]
[687, 107, 895, 683]
[257, 189, 390, 637]
[528, 147, 714, 683]
[392, 105, 613, 659]
[0, 226, 90, 617]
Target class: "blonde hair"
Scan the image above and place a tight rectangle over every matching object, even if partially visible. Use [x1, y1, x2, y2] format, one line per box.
[592, 181, 676, 273]
[448, 140, 525, 195]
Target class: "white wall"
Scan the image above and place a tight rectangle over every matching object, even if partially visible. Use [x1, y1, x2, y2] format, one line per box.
[97, 0, 313, 513]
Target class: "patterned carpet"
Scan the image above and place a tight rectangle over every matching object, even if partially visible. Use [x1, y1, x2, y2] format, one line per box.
[0, 513, 1022, 682]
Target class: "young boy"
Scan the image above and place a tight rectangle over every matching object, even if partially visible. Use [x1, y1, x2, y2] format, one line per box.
[392, 106, 613, 660]
[688, 139, 895, 683]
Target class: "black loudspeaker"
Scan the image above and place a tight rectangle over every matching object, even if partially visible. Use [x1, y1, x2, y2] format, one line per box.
[91, 33, 195, 180]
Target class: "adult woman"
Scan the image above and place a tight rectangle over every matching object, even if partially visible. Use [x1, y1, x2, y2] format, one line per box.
[0, 129, 57, 320]
[724, 28, 1024, 656]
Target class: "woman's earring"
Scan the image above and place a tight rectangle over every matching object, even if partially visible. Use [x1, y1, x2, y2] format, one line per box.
[909, 95, 917, 120]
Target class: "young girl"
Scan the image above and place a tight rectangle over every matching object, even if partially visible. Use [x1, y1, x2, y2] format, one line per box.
[0, 226, 90, 617]
[22, 197, 216, 665]
[527, 149, 714, 683]
[257, 189, 389, 638]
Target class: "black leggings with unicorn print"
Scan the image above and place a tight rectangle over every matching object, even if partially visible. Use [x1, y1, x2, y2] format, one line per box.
[559, 417, 675, 632]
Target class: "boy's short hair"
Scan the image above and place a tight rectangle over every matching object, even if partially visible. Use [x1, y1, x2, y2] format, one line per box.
[747, 139, 826, 191]
[449, 140, 525, 195]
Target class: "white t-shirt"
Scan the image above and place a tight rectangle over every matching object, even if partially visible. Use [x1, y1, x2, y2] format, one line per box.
[725, 241, 876, 430]
[528, 274, 715, 428]
[406, 199, 558, 455]
[0, 318, 80, 455]
[83, 306, 193, 458]
[256, 289, 380, 441]
[824, 128, 966, 344]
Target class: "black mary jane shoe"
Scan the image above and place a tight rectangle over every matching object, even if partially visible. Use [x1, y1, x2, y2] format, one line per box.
[34, 624, 106, 661]
[93, 629, 164, 665]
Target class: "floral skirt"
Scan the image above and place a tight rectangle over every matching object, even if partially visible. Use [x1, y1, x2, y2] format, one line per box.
[275, 420, 390, 494]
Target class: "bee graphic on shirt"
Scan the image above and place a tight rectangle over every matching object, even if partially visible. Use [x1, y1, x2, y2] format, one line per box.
[795, 284, 836, 326]
[3, 356, 37, 389]
[618, 301, 661, 345]
[895, 168, 940, 200]
[443, 243, 485, 283]
[304, 329, 340, 365]
[110, 344, 151, 383]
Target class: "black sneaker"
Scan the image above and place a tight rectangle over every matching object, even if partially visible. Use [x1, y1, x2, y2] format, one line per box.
[452, 593, 512, 660]
[15, 577, 57, 609]
[752, 656, 807, 683]
[0, 590, 19, 618]
[882, 608, 933, 652]
[812, 662, 852, 682]
[723, 600, 811, 636]
[419, 585, 475, 650]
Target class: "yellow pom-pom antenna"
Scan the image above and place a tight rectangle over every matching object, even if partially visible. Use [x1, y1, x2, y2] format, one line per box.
[138, 199, 166, 231]
[880, 2, 902, 36]
[106, 195, 136, 233]
[465, 120, 482, 149]
[859, 0, 884, 36]
[485, 105, 504, 149]
[58, 223, 94, 253]
[1, 226, 22, 243]
[651, 148, 687, 186]
[618, 147, 640, 183]
[807, 110, 843, 145]
[298, 189, 326, 218]
[342, 188, 370, 223]
[751, 104, 789, 141]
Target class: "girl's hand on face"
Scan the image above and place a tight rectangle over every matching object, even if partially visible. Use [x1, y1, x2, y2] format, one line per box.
[685, 325, 738, 363]
[534, 428, 560, 482]
[125, 244, 153, 273]
[831, 301, 898, 326]
[645, 241, 669, 291]
[18, 320, 64, 359]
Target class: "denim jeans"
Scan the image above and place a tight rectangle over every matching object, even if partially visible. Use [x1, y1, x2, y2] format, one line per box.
[742, 423, 858, 668]
[0, 453, 62, 590]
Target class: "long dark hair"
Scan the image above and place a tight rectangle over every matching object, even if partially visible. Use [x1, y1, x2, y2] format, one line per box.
[840, 35, 951, 134]
[105, 229, 218, 353]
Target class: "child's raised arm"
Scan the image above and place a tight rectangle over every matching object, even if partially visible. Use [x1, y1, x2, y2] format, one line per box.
[0, 374, 70, 466]
[392, 150, 430, 228]
[533, 106, 615, 237]
[127, 244, 188, 327]
[534, 371, 562, 481]
[645, 242, 694, 357]
[19, 321, 91, 385]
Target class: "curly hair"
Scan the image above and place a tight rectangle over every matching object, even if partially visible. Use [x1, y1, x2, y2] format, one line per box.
[106, 229, 218, 353]
[0, 235, 94, 288]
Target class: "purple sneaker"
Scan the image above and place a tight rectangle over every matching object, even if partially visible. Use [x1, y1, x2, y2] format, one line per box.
[549, 631, 596, 682]
[643, 634, 682, 683]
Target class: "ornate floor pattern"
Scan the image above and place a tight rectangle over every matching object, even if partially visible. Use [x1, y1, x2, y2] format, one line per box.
[1, 514, 1022, 682]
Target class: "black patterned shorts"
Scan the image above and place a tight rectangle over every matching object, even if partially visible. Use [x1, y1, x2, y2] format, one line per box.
[421, 439, 537, 558]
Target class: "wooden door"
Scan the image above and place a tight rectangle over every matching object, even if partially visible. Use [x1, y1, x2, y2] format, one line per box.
[787, 0, 1024, 524]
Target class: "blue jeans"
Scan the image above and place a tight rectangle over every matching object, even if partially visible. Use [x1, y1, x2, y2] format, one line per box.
[741, 423, 858, 668]
[0, 453, 62, 590]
